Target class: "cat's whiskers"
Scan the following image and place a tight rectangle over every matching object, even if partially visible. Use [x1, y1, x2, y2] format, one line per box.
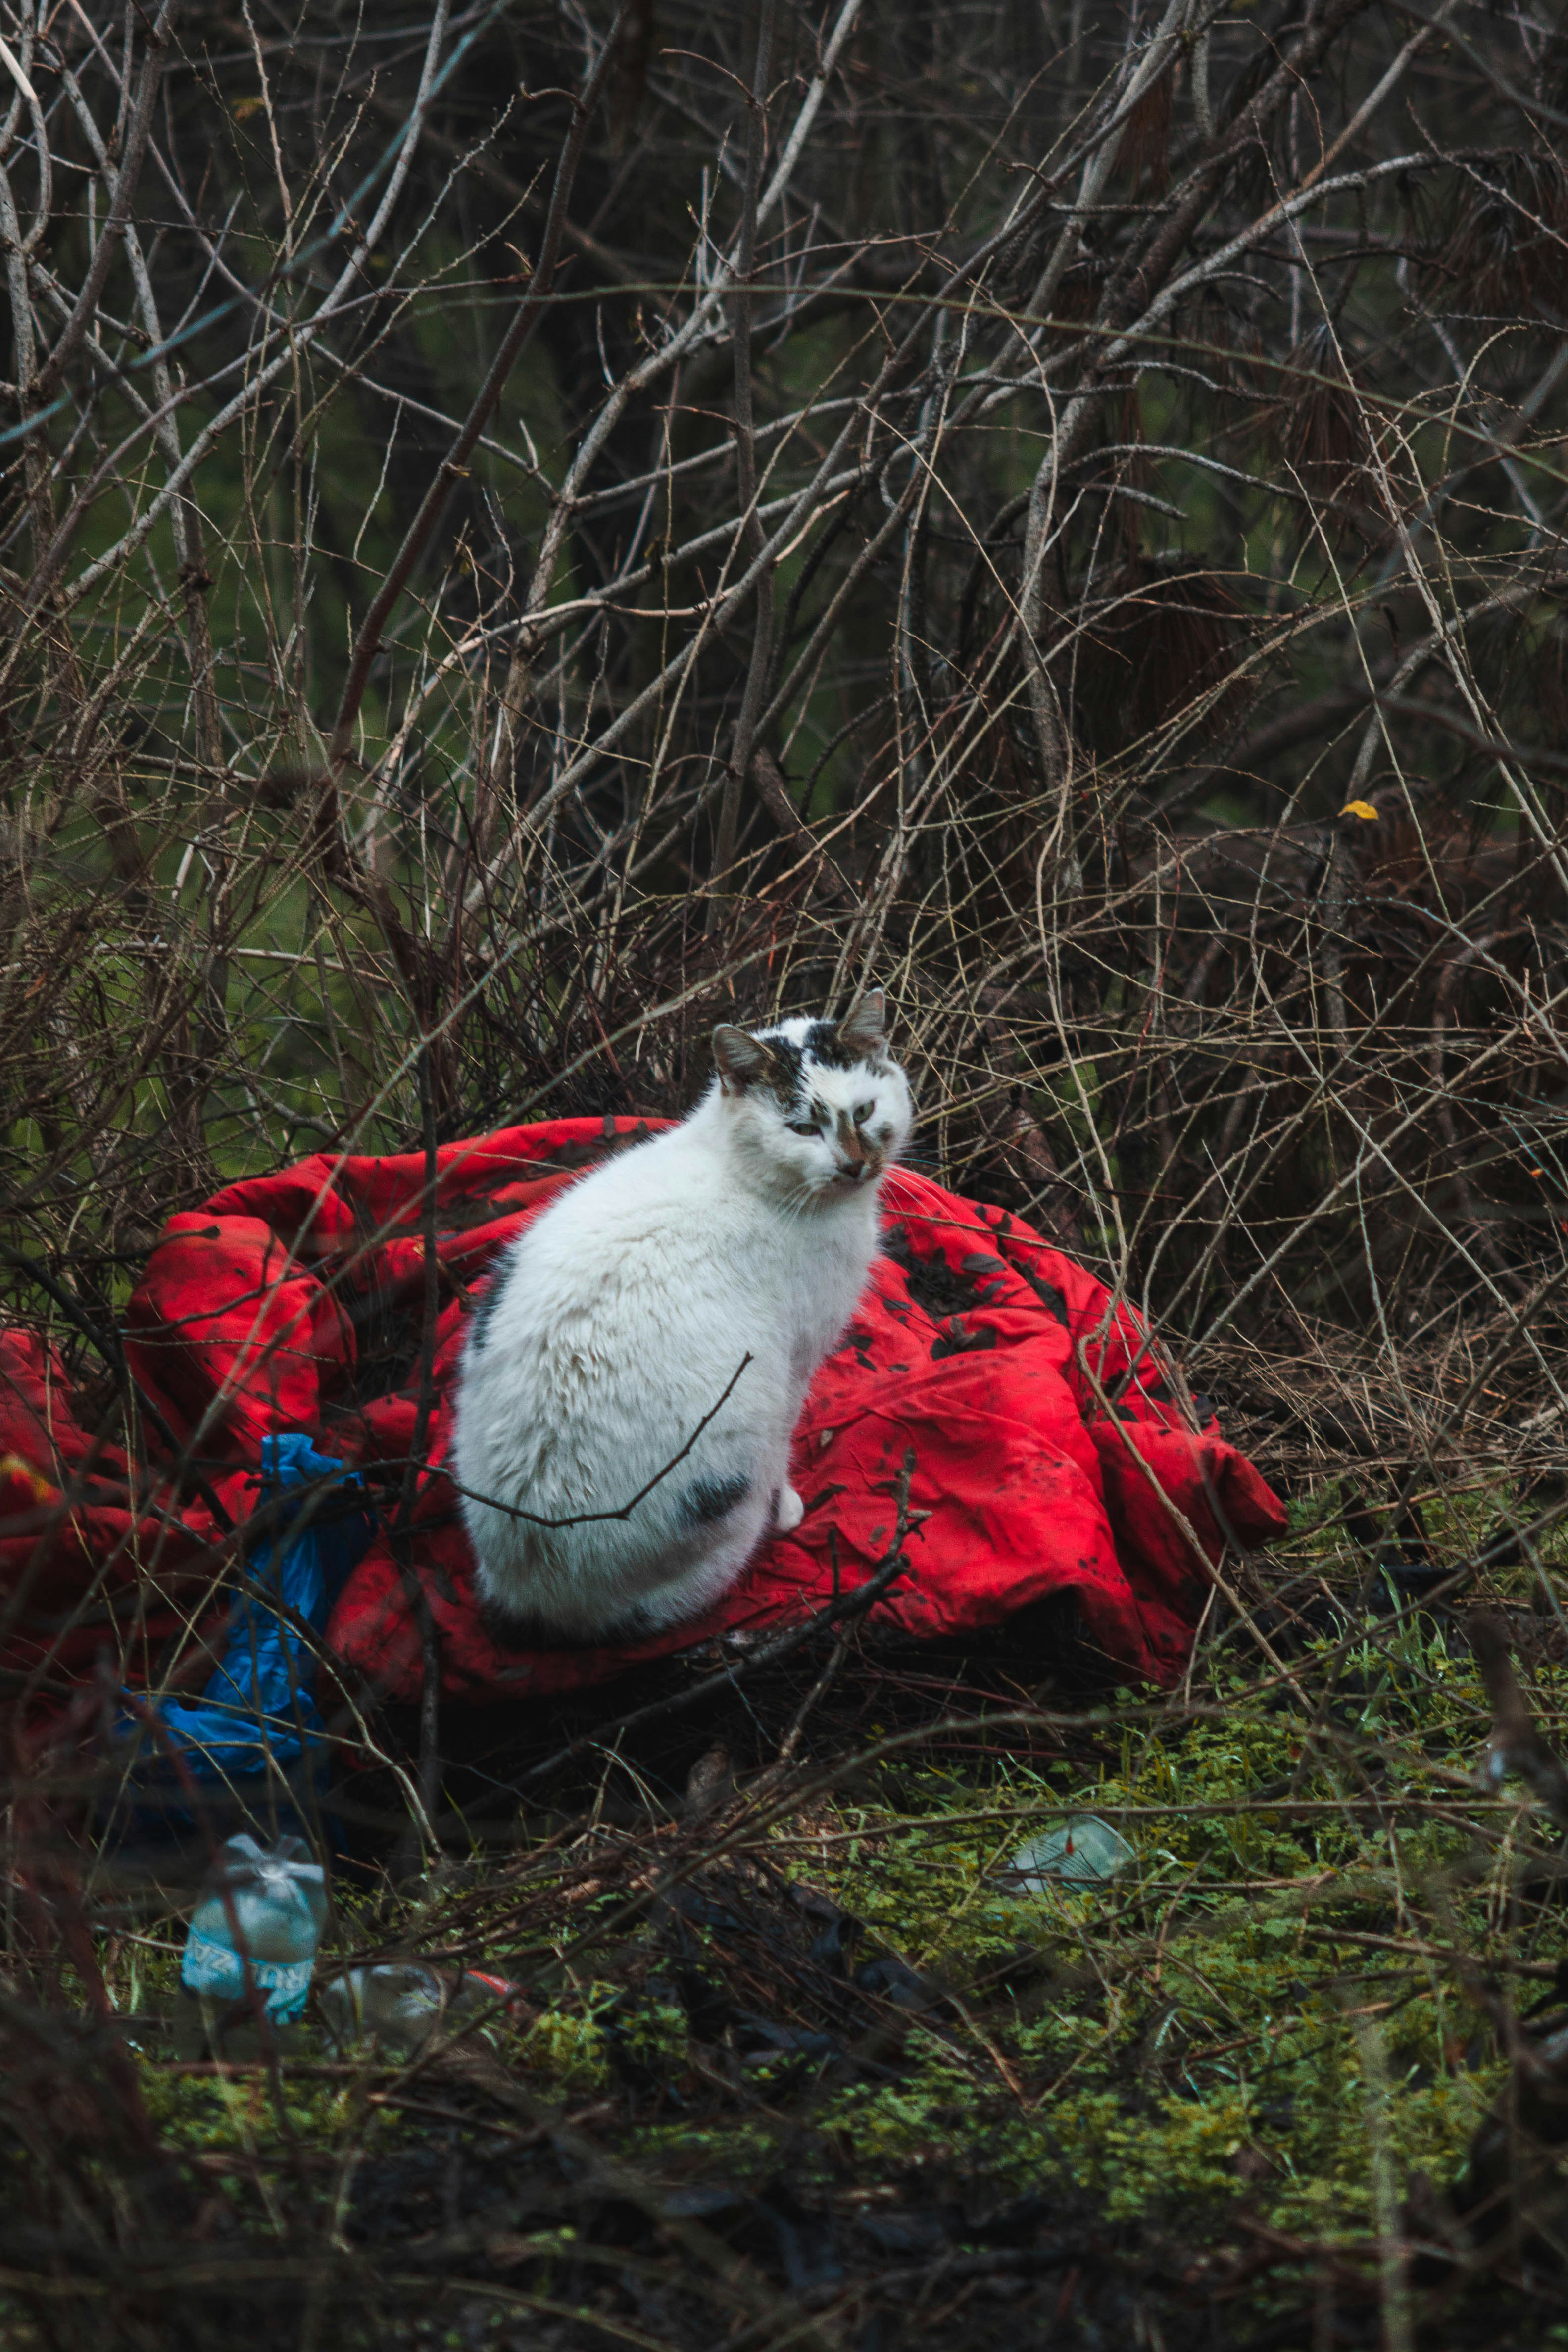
[776, 1182, 817, 1231]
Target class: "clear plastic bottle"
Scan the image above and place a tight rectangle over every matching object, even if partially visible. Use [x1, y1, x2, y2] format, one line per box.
[181, 1832, 327, 2022]
[1006, 1814, 1136, 1892]
[317, 1963, 523, 2054]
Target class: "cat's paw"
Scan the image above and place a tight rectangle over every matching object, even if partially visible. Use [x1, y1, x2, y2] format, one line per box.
[775, 1483, 805, 1534]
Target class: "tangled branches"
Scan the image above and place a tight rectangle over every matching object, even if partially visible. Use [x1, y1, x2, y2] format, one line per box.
[4, 0, 1568, 2339]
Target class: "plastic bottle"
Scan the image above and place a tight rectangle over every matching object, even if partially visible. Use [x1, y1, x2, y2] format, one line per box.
[1006, 1814, 1136, 1893]
[317, 1963, 523, 2054]
[181, 1832, 328, 2022]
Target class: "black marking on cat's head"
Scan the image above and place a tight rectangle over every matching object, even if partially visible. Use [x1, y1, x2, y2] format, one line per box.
[680, 1473, 750, 1529]
[799, 1020, 863, 1074]
[716, 989, 893, 1108]
[757, 1030, 806, 1104]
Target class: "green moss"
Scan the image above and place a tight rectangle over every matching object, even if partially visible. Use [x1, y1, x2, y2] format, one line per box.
[138, 2062, 373, 2154]
[690, 1596, 1545, 2250]
[515, 2001, 613, 2092]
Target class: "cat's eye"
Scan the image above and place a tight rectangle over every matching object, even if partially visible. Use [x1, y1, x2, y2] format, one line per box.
[854, 1100, 874, 1123]
[788, 1119, 819, 1137]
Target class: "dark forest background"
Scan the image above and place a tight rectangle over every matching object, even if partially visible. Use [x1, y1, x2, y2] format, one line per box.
[10, 0, 1568, 1376]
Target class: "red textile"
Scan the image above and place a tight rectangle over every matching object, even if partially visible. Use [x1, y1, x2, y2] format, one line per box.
[0, 1119, 1285, 1701]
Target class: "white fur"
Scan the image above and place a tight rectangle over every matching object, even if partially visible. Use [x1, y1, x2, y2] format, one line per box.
[451, 999, 914, 1642]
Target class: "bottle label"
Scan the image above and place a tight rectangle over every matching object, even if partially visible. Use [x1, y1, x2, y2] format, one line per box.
[182, 1930, 315, 2020]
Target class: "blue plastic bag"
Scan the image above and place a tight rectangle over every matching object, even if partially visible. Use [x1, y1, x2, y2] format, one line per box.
[121, 1434, 376, 1802]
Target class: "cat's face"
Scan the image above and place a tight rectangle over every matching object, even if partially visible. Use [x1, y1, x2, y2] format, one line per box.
[711, 990, 914, 1199]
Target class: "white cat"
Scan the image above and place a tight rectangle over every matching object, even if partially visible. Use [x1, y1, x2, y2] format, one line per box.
[451, 991, 914, 1643]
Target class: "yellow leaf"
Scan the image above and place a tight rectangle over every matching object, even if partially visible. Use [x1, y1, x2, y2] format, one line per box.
[1339, 799, 1379, 821]
[232, 94, 265, 121]
[0, 1453, 55, 1503]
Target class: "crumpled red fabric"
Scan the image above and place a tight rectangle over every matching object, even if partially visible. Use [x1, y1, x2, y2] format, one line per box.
[0, 1118, 1285, 1702]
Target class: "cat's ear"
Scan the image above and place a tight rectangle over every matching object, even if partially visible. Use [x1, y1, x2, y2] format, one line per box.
[713, 1023, 779, 1093]
[835, 988, 887, 1061]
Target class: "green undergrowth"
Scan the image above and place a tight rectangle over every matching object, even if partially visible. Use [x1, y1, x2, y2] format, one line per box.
[99, 1514, 1568, 2295]
[790, 1654, 1510, 2243]
[588, 1589, 1565, 2254]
